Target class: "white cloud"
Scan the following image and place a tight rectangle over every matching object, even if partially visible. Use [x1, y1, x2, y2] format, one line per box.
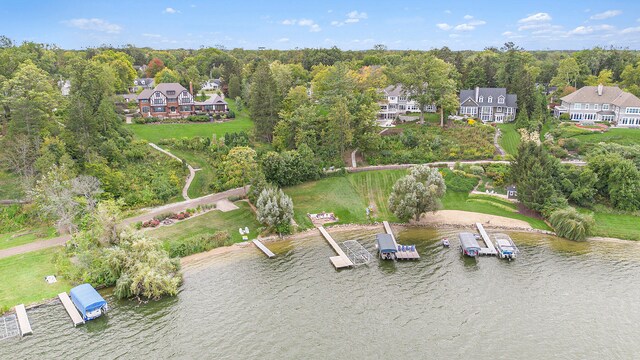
[463, 15, 473, 20]
[502, 31, 514, 36]
[454, 23, 475, 31]
[621, 26, 640, 34]
[142, 33, 161, 38]
[333, 10, 368, 26]
[277, 38, 289, 43]
[444, 10, 451, 14]
[331, 20, 342, 27]
[436, 23, 452, 30]
[568, 24, 615, 35]
[590, 10, 622, 20]
[63, 18, 122, 33]
[309, 24, 321, 32]
[163, 7, 179, 14]
[281, 18, 321, 32]
[449, 34, 461, 38]
[282, 19, 296, 25]
[518, 12, 552, 23]
[468, 20, 486, 26]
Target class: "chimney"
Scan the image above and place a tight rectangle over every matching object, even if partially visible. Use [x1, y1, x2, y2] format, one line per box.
[189, 81, 194, 95]
[475, 86, 479, 102]
[597, 84, 603, 96]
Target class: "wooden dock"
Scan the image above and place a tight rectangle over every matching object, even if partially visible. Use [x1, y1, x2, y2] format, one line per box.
[252, 239, 275, 258]
[318, 226, 353, 269]
[383, 221, 420, 260]
[476, 223, 497, 256]
[14, 304, 32, 336]
[58, 292, 85, 327]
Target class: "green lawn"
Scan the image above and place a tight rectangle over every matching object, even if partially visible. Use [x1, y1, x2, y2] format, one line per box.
[285, 169, 552, 230]
[0, 248, 72, 311]
[166, 148, 215, 199]
[0, 170, 23, 200]
[568, 128, 640, 146]
[147, 201, 261, 246]
[498, 123, 520, 156]
[0, 227, 57, 250]
[578, 208, 640, 241]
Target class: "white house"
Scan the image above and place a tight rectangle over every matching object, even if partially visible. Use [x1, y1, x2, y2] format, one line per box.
[201, 79, 222, 91]
[458, 87, 517, 123]
[553, 84, 640, 127]
[377, 84, 436, 120]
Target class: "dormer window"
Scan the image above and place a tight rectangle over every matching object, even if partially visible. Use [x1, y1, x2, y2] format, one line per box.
[498, 96, 505, 104]
[488, 96, 493, 103]
[141, 80, 145, 85]
[479, 96, 484, 102]
[167, 90, 176, 95]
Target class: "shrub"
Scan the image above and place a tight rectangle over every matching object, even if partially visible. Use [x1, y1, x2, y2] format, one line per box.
[133, 117, 147, 124]
[559, 113, 570, 121]
[469, 165, 485, 176]
[167, 231, 231, 257]
[549, 207, 594, 241]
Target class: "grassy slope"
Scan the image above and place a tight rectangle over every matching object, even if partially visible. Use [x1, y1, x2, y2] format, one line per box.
[0, 227, 57, 250]
[578, 208, 640, 241]
[0, 248, 71, 310]
[285, 170, 552, 231]
[147, 201, 261, 246]
[569, 128, 640, 146]
[497, 123, 520, 156]
[0, 171, 23, 200]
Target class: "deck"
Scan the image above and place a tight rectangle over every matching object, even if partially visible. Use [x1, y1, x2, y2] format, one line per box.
[476, 223, 497, 256]
[252, 239, 275, 258]
[58, 292, 85, 327]
[14, 304, 32, 336]
[383, 221, 420, 260]
[318, 226, 354, 269]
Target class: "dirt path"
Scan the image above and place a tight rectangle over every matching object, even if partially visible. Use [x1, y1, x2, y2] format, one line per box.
[149, 143, 196, 200]
[0, 187, 247, 259]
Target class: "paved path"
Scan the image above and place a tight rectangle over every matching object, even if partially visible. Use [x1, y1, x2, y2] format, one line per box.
[0, 187, 247, 259]
[149, 143, 196, 200]
[335, 159, 586, 174]
[351, 149, 358, 168]
[494, 128, 506, 156]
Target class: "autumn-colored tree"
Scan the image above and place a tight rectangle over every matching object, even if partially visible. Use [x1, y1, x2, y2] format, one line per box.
[146, 58, 165, 78]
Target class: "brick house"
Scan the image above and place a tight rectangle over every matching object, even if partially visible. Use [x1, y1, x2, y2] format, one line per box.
[138, 83, 194, 118]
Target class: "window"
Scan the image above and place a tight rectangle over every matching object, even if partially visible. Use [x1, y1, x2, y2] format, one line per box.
[482, 106, 491, 113]
[141, 106, 150, 113]
[496, 107, 503, 112]
[602, 104, 609, 110]
[574, 103, 582, 110]
[570, 113, 583, 120]
[481, 115, 491, 121]
[153, 106, 165, 112]
[594, 104, 599, 110]
[488, 96, 493, 103]
[399, 96, 407, 101]
[584, 113, 596, 120]
[625, 107, 640, 114]
[180, 105, 191, 112]
[506, 108, 513, 114]
[498, 96, 505, 104]
[600, 115, 614, 121]
[585, 104, 590, 110]
[479, 96, 484, 102]
[390, 97, 396, 101]
[399, 105, 406, 110]
[167, 90, 176, 95]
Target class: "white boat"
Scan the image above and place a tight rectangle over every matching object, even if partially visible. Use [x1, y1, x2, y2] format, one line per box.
[493, 234, 519, 260]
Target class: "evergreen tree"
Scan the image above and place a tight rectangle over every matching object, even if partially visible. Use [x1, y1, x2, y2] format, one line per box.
[249, 62, 281, 141]
[227, 74, 241, 98]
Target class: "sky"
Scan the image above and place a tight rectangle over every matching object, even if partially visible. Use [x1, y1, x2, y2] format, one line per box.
[2, 0, 640, 50]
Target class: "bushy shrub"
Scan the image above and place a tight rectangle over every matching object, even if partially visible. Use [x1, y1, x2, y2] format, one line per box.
[549, 207, 594, 241]
[186, 115, 210, 122]
[469, 165, 485, 176]
[167, 231, 231, 257]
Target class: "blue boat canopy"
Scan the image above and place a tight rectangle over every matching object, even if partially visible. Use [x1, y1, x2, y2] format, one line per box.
[69, 284, 107, 317]
[376, 233, 397, 253]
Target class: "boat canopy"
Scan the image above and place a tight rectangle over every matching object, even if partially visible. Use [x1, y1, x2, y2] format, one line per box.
[69, 284, 107, 317]
[458, 232, 481, 250]
[376, 233, 397, 253]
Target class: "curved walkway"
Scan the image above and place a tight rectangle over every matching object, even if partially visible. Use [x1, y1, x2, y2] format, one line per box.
[494, 127, 506, 156]
[149, 143, 196, 200]
[0, 186, 247, 259]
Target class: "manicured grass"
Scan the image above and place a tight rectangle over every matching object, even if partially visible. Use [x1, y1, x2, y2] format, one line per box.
[0, 170, 23, 200]
[167, 148, 216, 199]
[0, 227, 57, 250]
[0, 248, 72, 311]
[346, 170, 406, 221]
[578, 208, 640, 241]
[147, 201, 261, 246]
[567, 128, 640, 146]
[497, 123, 520, 156]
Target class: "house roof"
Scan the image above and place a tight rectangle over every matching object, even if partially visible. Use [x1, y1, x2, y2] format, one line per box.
[376, 233, 397, 253]
[138, 89, 153, 100]
[561, 85, 640, 107]
[194, 94, 228, 106]
[382, 84, 407, 97]
[459, 88, 517, 108]
[137, 83, 189, 100]
[133, 78, 154, 86]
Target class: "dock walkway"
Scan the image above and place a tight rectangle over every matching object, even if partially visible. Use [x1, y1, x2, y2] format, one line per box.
[58, 292, 85, 327]
[14, 304, 32, 336]
[476, 223, 497, 256]
[252, 239, 275, 258]
[318, 226, 354, 269]
[383, 221, 420, 260]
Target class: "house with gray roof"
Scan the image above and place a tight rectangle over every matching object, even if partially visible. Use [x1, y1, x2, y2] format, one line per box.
[459, 87, 517, 123]
[129, 78, 155, 93]
[554, 84, 640, 127]
[378, 84, 436, 120]
[201, 78, 222, 91]
[137, 83, 195, 118]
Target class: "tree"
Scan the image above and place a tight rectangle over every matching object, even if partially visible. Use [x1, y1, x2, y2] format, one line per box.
[256, 186, 294, 235]
[249, 62, 281, 141]
[388, 165, 446, 222]
[620, 61, 640, 97]
[549, 207, 594, 241]
[393, 54, 459, 126]
[154, 68, 180, 84]
[32, 164, 79, 234]
[584, 69, 614, 86]
[92, 50, 136, 93]
[146, 57, 165, 78]
[227, 74, 241, 98]
[220, 147, 260, 190]
[550, 57, 581, 88]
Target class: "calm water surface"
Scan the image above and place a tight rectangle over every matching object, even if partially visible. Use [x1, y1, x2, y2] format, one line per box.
[3, 227, 640, 359]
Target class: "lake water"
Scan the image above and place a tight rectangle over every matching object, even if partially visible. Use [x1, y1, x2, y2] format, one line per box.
[3, 227, 640, 359]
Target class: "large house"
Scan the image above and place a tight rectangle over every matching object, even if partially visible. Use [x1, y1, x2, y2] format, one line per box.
[129, 78, 155, 93]
[201, 78, 222, 91]
[459, 87, 517, 123]
[377, 84, 436, 120]
[137, 83, 228, 118]
[553, 84, 640, 127]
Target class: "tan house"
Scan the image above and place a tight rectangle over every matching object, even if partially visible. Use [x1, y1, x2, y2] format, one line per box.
[554, 84, 640, 127]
